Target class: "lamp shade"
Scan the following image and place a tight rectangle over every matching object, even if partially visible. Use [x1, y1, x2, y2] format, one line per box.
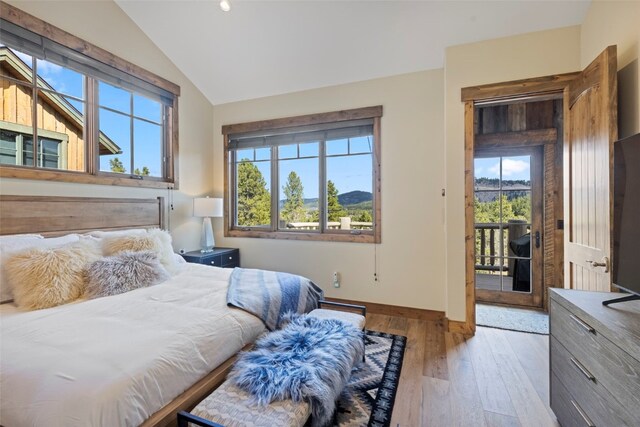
[193, 197, 223, 218]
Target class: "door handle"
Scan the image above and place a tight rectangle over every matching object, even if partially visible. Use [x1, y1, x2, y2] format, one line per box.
[586, 257, 610, 273]
[535, 231, 540, 248]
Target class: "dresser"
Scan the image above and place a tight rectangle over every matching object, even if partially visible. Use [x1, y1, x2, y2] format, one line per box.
[549, 289, 640, 427]
[181, 248, 240, 268]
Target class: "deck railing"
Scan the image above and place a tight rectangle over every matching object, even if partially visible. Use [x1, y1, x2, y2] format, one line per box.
[475, 221, 529, 273]
[284, 217, 373, 231]
[476, 223, 503, 272]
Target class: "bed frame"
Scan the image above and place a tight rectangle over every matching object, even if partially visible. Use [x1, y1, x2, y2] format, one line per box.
[0, 195, 244, 427]
[0, 195, 165, 236]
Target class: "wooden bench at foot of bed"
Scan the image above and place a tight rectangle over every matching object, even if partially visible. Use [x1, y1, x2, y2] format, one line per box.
[177, 382, 311, 427]
[178, 302, 367, 427]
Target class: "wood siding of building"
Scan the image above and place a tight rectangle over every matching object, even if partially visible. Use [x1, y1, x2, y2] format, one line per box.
[1, 61, 84, 171]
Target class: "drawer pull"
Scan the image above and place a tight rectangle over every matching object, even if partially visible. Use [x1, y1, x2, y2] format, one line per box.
[570, 357, 596, 382]
[569, 314, 595, 334]
[570, 399, 595, 427]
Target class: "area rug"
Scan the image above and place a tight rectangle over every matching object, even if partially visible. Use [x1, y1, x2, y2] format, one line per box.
[476, 304, 549, 334]
[334, 330, 406, 427]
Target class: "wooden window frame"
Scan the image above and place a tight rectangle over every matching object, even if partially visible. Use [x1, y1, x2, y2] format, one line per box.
[222, 106, 382, 244]
[0, 2, 181, 189]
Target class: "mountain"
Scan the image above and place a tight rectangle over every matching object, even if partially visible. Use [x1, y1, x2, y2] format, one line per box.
[286, 191, 373, 209]
[338, 191, 372, 206]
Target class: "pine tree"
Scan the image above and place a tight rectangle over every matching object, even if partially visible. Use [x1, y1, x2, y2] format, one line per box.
[281, 171, 307, 223]
[237, 160, 271, 226]
[327, 180, 346, 222]
[354, 210, 373, 222]
[133, 166, 150, 176]
[109, 157, 126, 173]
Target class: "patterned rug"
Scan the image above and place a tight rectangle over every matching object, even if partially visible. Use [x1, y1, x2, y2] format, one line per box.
[334, 330, 407, 427]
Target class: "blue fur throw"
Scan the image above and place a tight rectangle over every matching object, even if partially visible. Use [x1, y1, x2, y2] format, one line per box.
[228, 314, 364, 427]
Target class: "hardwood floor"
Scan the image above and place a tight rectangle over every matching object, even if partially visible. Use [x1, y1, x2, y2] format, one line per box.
[365, 313, 559, 427]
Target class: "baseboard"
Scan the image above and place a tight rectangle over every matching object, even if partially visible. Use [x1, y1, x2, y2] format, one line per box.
[446, 319, 475, 336]
[325, 297, 445, 321]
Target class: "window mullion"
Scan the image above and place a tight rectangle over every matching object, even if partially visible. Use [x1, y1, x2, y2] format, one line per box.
[31, 58, 38, 168]
[16, 134, 23, 166]
[270, 145, 279, 232]
[319, 139, 327, 233]
[85, 76, 96, 174]
[129, 93, 134, 175]
[230, 150, 237, 228]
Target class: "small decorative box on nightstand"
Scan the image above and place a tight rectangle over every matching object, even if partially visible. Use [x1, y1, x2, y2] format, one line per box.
[181, 248, 240, 268]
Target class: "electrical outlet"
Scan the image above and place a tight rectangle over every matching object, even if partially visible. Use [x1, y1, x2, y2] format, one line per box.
[333, 271, 340, 288]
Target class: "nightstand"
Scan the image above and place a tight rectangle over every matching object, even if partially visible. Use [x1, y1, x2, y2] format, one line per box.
[181, 248, 240, 268]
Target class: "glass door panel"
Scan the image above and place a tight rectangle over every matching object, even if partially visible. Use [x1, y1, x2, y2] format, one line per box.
[474, 155, 533, 295]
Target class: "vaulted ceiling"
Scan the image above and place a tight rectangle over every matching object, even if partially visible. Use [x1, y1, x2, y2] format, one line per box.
[116, 0, 590, 105]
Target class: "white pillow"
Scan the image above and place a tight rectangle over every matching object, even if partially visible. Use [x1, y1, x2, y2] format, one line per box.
[6, 239, 101, 310]
[103, 228, 179, 274]
[0, 234, 43, 241]
[0, 234, 81, 303]
[87, 229, 148, 239]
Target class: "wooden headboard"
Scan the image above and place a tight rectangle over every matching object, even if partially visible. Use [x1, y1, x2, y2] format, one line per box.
[0, 195, 165, 236]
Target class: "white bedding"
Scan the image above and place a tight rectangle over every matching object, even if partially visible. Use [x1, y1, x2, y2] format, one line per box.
[0, 264, 266, 427]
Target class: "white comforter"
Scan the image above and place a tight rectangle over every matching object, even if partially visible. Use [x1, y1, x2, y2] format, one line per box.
[0, 264, 265, 427]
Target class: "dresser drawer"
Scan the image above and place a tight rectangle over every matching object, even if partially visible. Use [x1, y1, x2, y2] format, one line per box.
[550, 299, 640, 416]
[551, 372, 595, 427]
[550, 336, 637, 426]
[221, 251, 239, 268]
[200, 255, 223, 267]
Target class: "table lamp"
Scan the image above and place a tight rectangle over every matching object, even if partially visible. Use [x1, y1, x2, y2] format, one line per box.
[193, 197, 223, 252]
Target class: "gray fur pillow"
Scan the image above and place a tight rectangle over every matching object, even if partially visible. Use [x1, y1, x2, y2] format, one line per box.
[84, 251, 170, 299]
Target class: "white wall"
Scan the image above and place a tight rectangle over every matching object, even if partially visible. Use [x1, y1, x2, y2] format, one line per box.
[213, 70, 447, 310]
[0, 1, 215, 251]
[581, 0, 640, 137]
[444, 26, 582, 321]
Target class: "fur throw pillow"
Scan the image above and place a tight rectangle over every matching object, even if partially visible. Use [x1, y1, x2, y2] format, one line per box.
[84, 251, 170, 299]
[5, 239, 102, 310]
[103, 229, 178, 274]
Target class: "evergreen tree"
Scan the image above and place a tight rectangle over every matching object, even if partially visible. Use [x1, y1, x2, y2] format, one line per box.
[327, 180, 347, 222]
[281, 171, 307, 223]
[354, 210, 373, 222]
[308, 209, 320, 222]
[237, 160, 271, 226]
[109, 157, 126, 173]
[133, 166, 150, 176]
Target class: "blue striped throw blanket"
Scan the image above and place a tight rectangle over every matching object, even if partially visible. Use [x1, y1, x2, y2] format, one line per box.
[227, 268, 324, 331]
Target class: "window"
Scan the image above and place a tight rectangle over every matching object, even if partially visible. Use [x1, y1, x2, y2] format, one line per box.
[224, 106, 382, 243]
[0, 6, 180, 188]
[0, 127, 66, 169]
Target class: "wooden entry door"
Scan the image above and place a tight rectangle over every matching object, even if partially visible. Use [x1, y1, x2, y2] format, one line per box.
[563, 46, 618, 291]
[474, 146, 544, 307]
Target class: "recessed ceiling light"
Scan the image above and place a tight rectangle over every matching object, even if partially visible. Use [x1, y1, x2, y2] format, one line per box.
[220, 0, 231, 12]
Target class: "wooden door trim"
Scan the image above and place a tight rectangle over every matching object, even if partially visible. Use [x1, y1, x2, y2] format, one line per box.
[475, 128, 557, 149]
[463, 101, 476, 336]
[460, 73, 578, 335]
[461, 73, 580, 103]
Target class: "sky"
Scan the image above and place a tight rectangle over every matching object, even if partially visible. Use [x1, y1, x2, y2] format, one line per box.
[474, 155, 531, 181]
[238, 137, 373, 200]
[10, 47, 163, 176]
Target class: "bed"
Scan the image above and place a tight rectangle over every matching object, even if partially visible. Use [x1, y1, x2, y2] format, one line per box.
[0, 196, 267, 427]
